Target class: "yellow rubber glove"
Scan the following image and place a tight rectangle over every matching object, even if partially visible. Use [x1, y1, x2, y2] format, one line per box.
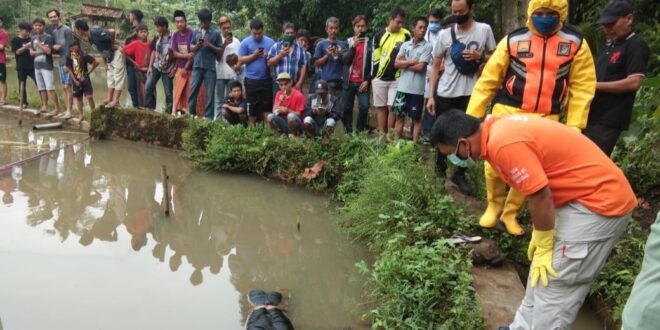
[527, 229, 558, 287]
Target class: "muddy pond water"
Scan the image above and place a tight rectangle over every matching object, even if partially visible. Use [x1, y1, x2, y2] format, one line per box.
[0, 123, 367, 329]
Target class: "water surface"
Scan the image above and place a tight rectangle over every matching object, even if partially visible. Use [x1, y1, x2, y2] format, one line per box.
[0, 137, 367, 330]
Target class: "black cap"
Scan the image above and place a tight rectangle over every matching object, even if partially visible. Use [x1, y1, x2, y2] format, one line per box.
[598, 1, 633, 25]
[315, 80, 328, 93]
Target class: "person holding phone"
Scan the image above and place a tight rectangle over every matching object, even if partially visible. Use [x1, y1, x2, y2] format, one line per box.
[314, 17, 348, 107]
[267, 22, 308, 94]
[214, 15, 241, 120]
[239, 18, 275, 124]
[188, 8, 224, 120]
[341, 15, 372, 134]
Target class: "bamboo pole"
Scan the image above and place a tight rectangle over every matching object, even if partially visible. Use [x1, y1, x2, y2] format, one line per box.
[161, 165, 170, 216]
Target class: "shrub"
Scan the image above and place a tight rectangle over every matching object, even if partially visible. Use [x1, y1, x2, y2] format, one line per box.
[357, 240, 483, 330]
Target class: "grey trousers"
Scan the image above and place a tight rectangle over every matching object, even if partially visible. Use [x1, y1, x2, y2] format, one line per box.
[509, 201, 631, 330]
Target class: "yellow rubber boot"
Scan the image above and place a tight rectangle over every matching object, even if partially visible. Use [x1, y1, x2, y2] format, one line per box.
[480, 163, 506, 228]
[500, 188, 526, 236]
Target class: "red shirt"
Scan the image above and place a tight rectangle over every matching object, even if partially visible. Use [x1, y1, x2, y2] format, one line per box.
[123, 40, 151, 69]
[349, 42, 365, 83]
[0, 29, 8, 64]
[481, 115, 637, 217]
[274, 89, 306, 116]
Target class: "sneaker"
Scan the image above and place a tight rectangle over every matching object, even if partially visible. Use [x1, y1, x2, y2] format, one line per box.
[247, 290, 268, 307]
[451, 172, 473, 196]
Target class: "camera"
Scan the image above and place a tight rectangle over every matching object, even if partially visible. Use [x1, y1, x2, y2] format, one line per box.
[357, 31, 366, 38]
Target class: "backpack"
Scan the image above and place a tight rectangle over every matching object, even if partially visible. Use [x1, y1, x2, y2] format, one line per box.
[449, 26, 481, 75]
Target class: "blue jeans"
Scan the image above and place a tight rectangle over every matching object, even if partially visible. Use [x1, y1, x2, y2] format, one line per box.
[422, 110, 436, 139]
[214, 79, 232, 120]
[126, 64, 139, 107]
[189, 68, 216, 119]
[268, 112, 303, 135]
[342, 82, 369, 133]
[144, 69, 173, 113]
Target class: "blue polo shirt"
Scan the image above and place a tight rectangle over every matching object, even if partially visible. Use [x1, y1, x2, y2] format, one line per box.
[192, 28, 223, 71]
[313, 39, 347, 82]
[238, 35, 275, 80]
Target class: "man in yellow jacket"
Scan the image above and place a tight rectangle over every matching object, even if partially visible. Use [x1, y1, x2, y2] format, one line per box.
[465, 0, 596, 235]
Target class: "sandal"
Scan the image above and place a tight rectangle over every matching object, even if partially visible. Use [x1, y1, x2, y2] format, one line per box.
[449, 234, 482, 244]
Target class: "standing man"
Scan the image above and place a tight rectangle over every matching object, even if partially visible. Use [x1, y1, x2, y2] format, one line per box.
[214, 16, 241, 119]
[0, 17, 8, 105]
[314, 17, 347, 105]
[46, 9, 74, 118]
[393, 17, 432, 143]
[268, 22, 307, 93]
[11, 22, 36, 108]
[584, 0, 649, 156]
[170, 10, 197, 115]
[341, 15, 372, 134]
[30, 18, 60, 116]
[74, 20, 124, 108]
[421, 9, 444, 140]
[427, 0, 496, 195]
[125, 10, 144, 108]
[238, 18, 275, 123]
[145, 16, 175, 112]
[465, 0, 596, 234]
[430, 110, 637, 330]
[188, 9, 224, 120]
[371, 7, 411, 135]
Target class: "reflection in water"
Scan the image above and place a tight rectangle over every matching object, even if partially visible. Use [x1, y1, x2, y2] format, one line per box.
[0, 139, 367, 329]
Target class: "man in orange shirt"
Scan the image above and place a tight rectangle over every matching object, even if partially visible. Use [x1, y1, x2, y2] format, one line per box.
[430, 109, 637, 330]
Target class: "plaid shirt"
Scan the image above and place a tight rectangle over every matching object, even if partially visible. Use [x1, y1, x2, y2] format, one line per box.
[267, 41, 307, 83]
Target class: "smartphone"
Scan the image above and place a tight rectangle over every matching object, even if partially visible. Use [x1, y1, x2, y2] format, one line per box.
[357, 31, 366, 38]
[258, 47, 264, 52]
[331, 42, 337, 48]
[228, 32, 233, 38]
[198, 37, 205, 44]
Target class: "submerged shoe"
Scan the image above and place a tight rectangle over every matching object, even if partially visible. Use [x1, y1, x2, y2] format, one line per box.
[451, 173, 473, 196]
[247, 290, 268, 307]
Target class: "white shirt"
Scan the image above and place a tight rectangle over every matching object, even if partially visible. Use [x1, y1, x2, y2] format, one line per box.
[216, 37, 241, 80]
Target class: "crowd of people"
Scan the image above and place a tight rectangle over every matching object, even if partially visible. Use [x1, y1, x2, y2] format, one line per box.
[0, 0, 655, 329]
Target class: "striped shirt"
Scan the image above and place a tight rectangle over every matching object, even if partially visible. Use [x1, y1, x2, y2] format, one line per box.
[268, 41, 307, 83]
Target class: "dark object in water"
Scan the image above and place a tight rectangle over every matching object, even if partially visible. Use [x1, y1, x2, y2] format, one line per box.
[246, 290, 294, 330]
[32, 122, 63, 130]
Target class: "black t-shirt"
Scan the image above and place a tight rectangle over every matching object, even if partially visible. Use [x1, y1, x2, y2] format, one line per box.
[588, 32, 649, 130]
[11, 36, 34, 70]
[66, 51, 97, 80]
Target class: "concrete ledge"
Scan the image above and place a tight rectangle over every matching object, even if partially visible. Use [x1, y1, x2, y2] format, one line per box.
[0, 104, 90, 132]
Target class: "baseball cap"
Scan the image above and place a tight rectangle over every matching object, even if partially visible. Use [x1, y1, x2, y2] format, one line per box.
[315, 80, 329, 93]
[276, 72, 292, 81]
[598, 1, 633, 25]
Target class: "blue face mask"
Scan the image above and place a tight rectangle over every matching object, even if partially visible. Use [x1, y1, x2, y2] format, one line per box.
[532, 16, 560, 35]
[448, 140, 475, 168]
[428, 22, 441, 33]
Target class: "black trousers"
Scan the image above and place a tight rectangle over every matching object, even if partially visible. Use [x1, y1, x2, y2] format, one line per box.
[16, 68, 37, 106]
[433, 94, 471, 176]
[583, 124, 622, 157]
[244, 78, 273, 120]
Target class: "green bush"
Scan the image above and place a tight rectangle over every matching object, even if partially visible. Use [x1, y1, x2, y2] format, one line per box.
[613, 86, 660, 196]
[357, 240, 483, 330]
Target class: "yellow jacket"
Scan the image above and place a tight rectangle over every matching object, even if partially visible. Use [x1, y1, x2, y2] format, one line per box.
[466, 0, 596, 129]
